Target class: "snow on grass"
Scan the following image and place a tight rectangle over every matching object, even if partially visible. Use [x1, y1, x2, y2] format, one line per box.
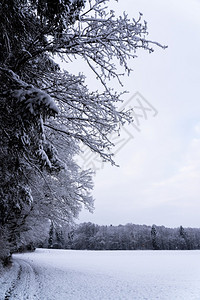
[1, 249, 200, 299]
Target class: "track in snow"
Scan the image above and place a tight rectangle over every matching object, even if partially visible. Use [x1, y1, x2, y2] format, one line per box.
[2, 249, 200, 300]
[3, 258, 41, 300]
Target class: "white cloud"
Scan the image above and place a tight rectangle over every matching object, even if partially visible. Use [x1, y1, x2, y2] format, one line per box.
[194, 123, 200, 134]
[146, 134, 200, 207]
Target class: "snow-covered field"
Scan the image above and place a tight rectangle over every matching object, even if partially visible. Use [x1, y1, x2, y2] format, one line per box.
[1, 249, 200, 299]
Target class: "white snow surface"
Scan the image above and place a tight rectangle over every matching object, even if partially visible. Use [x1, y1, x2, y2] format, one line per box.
[1, 249, 200, 299]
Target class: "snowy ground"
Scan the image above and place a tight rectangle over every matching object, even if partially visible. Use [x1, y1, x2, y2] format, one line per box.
[1, 249, 200, 299]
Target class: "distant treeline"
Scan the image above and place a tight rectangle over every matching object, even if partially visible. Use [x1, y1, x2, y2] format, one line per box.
[43, 222, 200, 251]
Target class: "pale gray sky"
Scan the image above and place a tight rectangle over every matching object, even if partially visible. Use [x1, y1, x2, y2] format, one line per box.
[75, 0, 200, 227]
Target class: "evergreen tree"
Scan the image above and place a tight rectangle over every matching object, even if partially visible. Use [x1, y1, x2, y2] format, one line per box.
[179, 225, 185, 238]
[55, 228, 65, 249]
[178, 225, 190, 250]
[151, 224, 159, 250]
[48, 221, 54, 248]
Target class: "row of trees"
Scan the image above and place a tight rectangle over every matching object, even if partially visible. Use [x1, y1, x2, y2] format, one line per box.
[0, 0, 165, 264]
[43, 222, 200, 251]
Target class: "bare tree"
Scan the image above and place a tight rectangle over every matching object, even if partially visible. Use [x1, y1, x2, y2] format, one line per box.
[0, 0, 166, 258]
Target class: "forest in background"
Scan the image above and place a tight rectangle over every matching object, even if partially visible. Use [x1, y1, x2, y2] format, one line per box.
[33, 222, 200, 251]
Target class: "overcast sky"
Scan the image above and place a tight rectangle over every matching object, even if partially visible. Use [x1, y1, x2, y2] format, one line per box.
[74, 0, 200, 228]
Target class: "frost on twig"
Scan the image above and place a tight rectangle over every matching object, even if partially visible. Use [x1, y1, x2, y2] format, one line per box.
[0, 0, 167, 253]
